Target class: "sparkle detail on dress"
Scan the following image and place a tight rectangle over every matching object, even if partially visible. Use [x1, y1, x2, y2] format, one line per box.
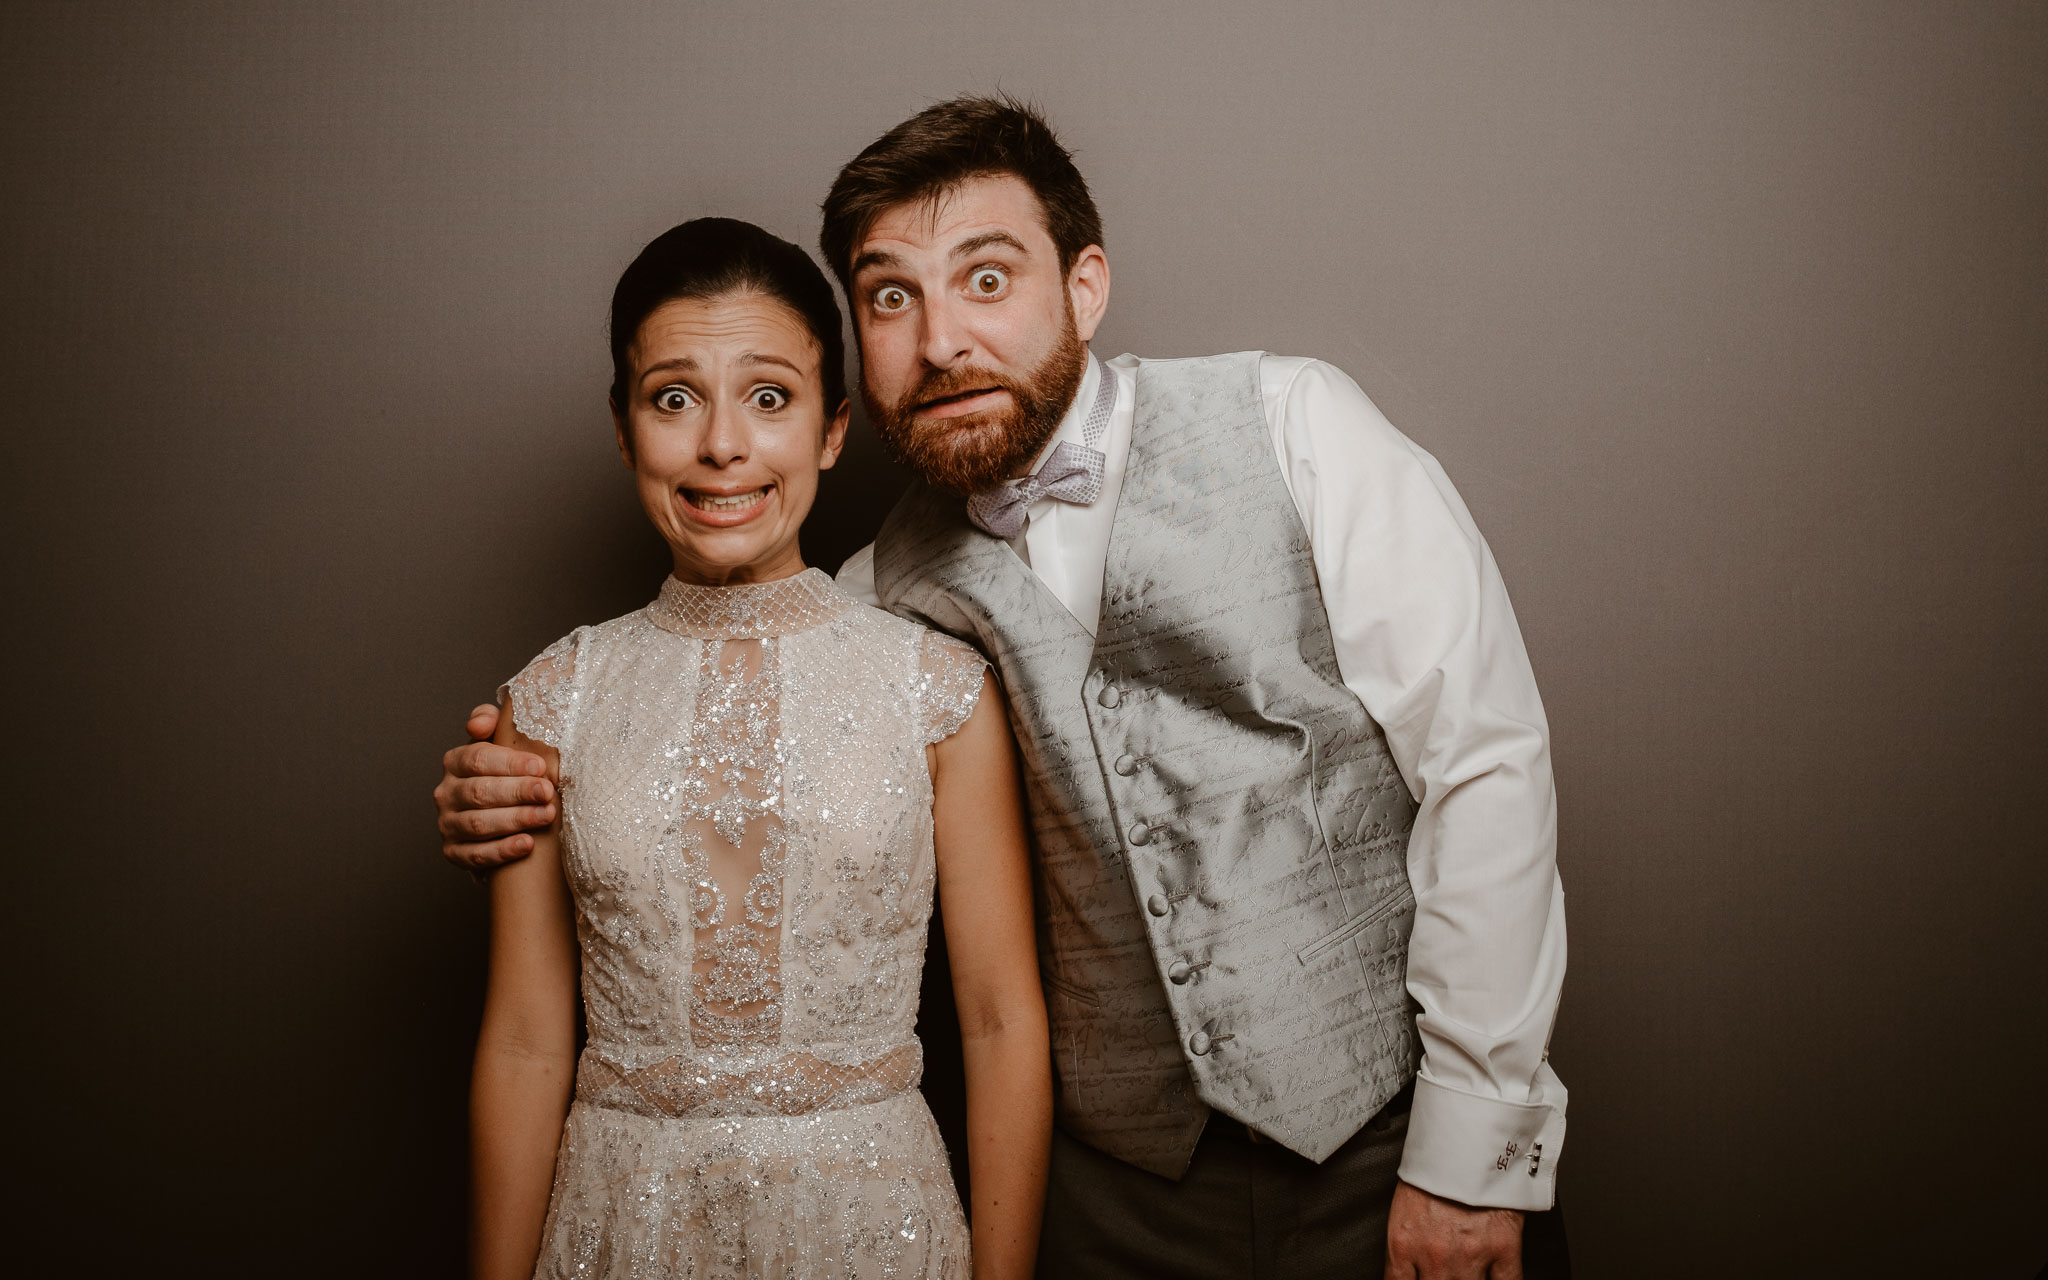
[502, 567, 986, 1277]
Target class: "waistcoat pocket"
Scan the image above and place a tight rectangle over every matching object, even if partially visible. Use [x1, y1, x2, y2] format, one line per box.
[1295, 886, 1418, 966]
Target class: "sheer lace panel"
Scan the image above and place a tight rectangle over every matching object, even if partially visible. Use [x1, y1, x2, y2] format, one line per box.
[677, 633, 787, 1048]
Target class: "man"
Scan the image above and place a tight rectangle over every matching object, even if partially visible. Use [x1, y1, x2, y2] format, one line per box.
[440, 96, 1568, 1278]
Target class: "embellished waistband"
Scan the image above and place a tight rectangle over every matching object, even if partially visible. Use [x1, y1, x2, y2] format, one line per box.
[574, 1042, 924, 1120]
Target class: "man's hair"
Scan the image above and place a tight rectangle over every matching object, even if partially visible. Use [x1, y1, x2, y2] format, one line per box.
[819, 94, 1103, 291]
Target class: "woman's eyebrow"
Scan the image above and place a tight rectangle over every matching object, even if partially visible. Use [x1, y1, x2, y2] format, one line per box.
[739, 353, 801, 373]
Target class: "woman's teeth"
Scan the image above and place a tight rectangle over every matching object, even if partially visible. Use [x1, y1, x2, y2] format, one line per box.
[689, 487, 768, 512]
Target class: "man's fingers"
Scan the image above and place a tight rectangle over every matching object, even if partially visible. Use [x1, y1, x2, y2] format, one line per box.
[443, 831, 538, 871]
[439, 801, 556, 843]
[465, 702, 500, 742]
[442, 739, 547, 781]
[449, 772, 555, 813]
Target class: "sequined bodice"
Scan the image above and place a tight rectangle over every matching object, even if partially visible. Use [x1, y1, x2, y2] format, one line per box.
[505, 569, 986, 1121]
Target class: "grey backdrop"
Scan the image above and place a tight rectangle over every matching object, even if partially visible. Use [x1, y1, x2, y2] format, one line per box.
[4, 2, 2043, 1275]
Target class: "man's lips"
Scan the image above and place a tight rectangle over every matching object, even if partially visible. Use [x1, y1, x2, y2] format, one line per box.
[914, 387, 1009, 419]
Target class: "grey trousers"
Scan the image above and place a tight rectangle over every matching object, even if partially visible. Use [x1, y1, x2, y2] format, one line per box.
[1035, 1091, 1571, 1279]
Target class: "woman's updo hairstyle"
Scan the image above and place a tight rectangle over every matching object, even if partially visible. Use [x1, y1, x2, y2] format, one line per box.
[609, 217, 847, 414]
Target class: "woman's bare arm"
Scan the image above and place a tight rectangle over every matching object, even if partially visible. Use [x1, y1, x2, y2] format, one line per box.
[469, 709, 579, 1279]
[929, 673, 1052, 1280]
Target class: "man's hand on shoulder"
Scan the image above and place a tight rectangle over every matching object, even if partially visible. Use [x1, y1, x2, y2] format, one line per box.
[1386, 1180, 1523, 1279]
[434, 702, 556, 870]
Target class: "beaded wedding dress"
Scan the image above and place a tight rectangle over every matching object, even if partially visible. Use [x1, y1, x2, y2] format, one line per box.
[501, 568, 984, 1278]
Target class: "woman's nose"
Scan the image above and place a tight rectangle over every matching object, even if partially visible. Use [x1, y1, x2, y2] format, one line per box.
[699, 400, 749, 465]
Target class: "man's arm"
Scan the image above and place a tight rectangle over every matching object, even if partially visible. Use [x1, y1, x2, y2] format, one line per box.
[436, 703, 557, 870]
[1261, 358, 1567, 1257]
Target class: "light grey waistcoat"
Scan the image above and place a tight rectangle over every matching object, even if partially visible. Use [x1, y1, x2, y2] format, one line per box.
[874, 352, 1420, 1179]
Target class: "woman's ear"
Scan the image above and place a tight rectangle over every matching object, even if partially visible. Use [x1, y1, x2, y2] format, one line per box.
[611, 397, 635, 468]
[819, 398, 851, 470]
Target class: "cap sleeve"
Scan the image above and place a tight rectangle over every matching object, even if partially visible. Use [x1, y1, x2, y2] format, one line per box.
[917, 630, 991, 745]
[496, 630, 584, 753]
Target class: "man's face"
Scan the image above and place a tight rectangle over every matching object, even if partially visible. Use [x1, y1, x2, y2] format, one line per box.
[848, 173, 1107, 493]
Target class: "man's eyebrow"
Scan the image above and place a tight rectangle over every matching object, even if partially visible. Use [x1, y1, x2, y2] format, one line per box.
[850, 248, 904, 277]
[951, 231, 1030, 259]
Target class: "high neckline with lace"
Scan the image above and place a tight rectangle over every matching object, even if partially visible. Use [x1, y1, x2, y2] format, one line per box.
[646, 566, 855, 639]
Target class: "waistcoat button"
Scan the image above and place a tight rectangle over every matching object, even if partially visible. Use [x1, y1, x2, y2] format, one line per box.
[1126, 821, 1153, 846]
[1113, 753, 1137, 776]
[1146, 894, 1170, 917]
[1098, 685, 1122, 709]
[1188, 1030, 1213, 1056]
[1168, 959, 1193, 984]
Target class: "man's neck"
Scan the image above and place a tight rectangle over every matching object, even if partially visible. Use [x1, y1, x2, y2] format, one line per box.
[1011, 351, 1100, 479]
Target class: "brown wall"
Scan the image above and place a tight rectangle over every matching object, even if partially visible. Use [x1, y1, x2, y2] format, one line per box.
[4, 2, 2043, 1274]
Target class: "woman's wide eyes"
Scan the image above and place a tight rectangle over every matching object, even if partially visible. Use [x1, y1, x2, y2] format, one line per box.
[874, 286, 910, 312]
[970, 267, 1008, 296]
[655, 386, 694, 412]
[749, 386, 789, 411]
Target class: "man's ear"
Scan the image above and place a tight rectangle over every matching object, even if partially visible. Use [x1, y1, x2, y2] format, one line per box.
[819, 399, 851, 470]
[610, 397, 635, 468]
[1066, 245, 1111, 343]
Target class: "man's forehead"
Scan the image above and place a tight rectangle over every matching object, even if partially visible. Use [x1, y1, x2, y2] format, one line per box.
[856, 174, 1050, 257]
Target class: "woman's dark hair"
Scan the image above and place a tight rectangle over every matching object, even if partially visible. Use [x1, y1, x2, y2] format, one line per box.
[609, 217, 846, 414]
[820, 94, 1102, 290]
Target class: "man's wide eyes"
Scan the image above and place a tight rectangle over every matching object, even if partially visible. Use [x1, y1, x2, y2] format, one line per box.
[874, 286, 910, 312]
[970, 268, 1008, 296]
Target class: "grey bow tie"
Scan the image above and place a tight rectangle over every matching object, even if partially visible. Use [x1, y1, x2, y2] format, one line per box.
[965, 356, 1117, 540]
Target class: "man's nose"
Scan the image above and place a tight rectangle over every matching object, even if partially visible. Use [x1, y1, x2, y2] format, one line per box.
[699, 400, 749, 466]
[918, 294, 974, 370]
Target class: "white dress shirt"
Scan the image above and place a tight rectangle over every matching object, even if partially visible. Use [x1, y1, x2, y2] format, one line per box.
[838, 352, 1568, 1210]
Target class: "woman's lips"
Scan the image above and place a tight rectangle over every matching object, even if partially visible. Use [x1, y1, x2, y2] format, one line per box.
[679, 484, 772, 526]
[915, 387, 1008, 420]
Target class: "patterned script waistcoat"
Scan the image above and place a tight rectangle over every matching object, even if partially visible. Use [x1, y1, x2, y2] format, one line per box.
[873, 352, 1420, 1179]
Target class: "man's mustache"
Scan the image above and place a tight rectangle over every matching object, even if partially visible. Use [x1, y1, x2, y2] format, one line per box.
[902, 366, 1018, 412]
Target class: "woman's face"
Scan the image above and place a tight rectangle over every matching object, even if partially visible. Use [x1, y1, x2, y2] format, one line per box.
[614, 292, 849, 585]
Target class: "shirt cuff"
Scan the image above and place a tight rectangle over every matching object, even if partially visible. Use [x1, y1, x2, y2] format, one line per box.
[1395, 1070, 1567, 1212]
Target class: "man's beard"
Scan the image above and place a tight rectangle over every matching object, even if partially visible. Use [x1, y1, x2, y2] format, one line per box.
[862, 310, 1088, 496]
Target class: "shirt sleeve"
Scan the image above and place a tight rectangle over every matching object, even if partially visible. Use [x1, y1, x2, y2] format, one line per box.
[915, 629, 991, 744]
[496, 630, 584, 755]
[1262, 356, 1568, 1211]
[835, 543, 883, 607]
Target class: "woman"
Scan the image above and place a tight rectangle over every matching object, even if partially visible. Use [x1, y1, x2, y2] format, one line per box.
[469, 218, 1050, 1279]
